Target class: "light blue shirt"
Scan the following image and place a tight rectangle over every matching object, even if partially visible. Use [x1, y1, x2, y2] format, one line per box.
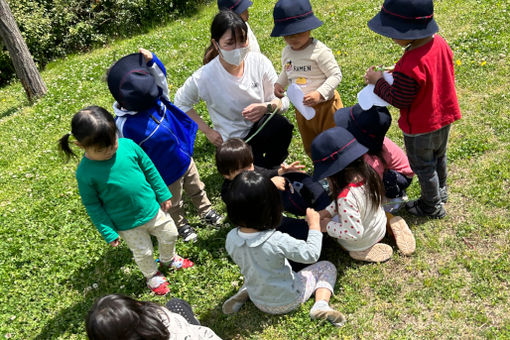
[225, 228, 323, 307]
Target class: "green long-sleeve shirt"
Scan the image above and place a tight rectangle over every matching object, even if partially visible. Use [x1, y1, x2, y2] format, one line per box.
[76, 138, 172, 243]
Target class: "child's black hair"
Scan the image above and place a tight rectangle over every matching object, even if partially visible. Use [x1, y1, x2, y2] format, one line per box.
[215, 138, 254, 176]
[328, 157, 384, 208]
[58, 106, 117, 162]
[85, 294, 169, 340]
[225, 171, 282, 230]
[203, 10, 248, 65]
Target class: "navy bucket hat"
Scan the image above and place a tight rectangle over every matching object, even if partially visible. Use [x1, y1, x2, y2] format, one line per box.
[217, 0, 253, 15]
[367, 0, 439, 40]
[280, 172, 331, 216]
[271, 0, 323, 37]
[107, 53, 160, 112]
[311, 127, 368, 181]
[334, 104, 392, 153]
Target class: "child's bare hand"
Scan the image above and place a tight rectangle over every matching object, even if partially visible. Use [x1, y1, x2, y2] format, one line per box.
[319, 209, 332, 219]
[303, 91, 322, 106]
[278, 161, 305, 175]
[139, 48, 153, 63]
[305, 208, 321, 231]
[110, 238, 120, 247]
[270, 176, 286, 191]
[365, 66, 383, 84]
[274, 83, 285, 98]
[320, 217, 331, 232]
[160, 199, 172, 212]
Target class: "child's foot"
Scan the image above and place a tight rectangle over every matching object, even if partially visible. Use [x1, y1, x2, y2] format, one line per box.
[387, 215, 415, 256]
[178, 224, 198, 242]
[349, 243, 393, 263]
[406, 199, 446, 219]
[160, 254, 194, 270]
[222, 286, 249, 314]
[203, 209, 224, 228]
[147, 272, 170, 295]
[310, 300, 346, 327]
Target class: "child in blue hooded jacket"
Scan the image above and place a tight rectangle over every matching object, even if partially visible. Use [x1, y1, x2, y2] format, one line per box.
[108, 49, 223, 243]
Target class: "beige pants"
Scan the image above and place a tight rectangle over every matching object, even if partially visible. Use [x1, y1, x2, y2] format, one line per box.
[295, 90, 343, 157]
[168, 158, 211, 228]
[118, 209, 178, 278]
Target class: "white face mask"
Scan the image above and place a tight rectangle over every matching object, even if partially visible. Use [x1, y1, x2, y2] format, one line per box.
[218, 45, 249, 66]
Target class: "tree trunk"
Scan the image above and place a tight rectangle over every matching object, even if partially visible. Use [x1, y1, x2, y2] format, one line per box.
[0, 0, 47, 102]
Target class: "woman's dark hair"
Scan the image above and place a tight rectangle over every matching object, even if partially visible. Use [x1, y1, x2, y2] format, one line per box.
[203, 10, 248, 65]
[215, 138, 254, 176]
[86, 294, 169, 340]
[225, 171, 282, 230]
[328, 157, 384, 208]
[58, 106, 117, 161]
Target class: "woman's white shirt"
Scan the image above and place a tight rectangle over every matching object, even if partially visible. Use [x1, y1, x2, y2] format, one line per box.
[174, 52, 285, 141]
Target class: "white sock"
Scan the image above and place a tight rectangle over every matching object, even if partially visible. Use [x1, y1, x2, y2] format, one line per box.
[310, 300, 331, 314]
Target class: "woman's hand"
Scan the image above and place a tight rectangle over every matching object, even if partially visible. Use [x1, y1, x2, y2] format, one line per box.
[139, 48, 153, 63]
[303, 90, 322, 106]
[274, 83, 285, 98]
[160, 199, 172, 212]
[305, 208, 321, 231]
[205, 129, 224, 147]
[365, 66, 383, 84]
[242, 103, 267, 122]
[109, 238, 120, 247]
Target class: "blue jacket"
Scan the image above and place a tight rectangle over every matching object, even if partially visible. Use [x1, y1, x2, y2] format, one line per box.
[114, 53, 198, 186]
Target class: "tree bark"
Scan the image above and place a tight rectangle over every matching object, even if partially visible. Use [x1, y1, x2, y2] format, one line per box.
[0, 0, 47, 102]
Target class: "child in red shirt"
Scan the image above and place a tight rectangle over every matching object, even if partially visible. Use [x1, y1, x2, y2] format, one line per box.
[364, 0, 461, 218]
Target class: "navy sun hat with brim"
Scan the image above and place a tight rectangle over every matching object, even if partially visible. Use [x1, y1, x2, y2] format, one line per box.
[280, 172, 331, 216]
[271, 0, 323, 37]
[107, 53, 160, 112]
[311, 127, 369, 181]
[334, 104, 392, 153]
[367, 0, 439, 40]
[218, 0, 253, 15]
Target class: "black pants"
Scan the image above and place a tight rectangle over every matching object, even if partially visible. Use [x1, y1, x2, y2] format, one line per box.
[245, 113, 294, 169]
[382, 169, 413, 198]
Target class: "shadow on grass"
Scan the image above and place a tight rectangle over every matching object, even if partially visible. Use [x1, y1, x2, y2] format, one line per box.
[0, 106, 20, 120]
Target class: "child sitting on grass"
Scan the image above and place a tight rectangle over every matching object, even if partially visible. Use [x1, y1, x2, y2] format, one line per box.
[107, 48, 223, 243]
[364, 0, 461, 219]
[222, 171, 345, 327]
[271, 0, 343, 157]
[59, 106, 193, 295]
[311, 127, 416, 263]
[334, 104, 414, 211]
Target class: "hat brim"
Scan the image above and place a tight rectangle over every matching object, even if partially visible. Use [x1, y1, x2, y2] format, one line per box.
[312, 142, 368, 181]
[271, 16, 323, 37]
[368, 11, 439, 40]
[234, 0, 252, 14]
[107, 53, 147, 100]
[333, 106, 352, 129]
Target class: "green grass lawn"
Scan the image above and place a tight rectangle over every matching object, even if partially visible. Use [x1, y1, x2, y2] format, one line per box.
[0, 0, 509, 339]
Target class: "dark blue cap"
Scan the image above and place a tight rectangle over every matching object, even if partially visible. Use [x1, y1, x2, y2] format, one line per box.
[368, 0, 439, 40]
[311, 127, 368, 181]
[271, 0, 323, 37]
[334, 104, 392, 153]
[107, 53, 160, 112]
[217, 0, 253, 15]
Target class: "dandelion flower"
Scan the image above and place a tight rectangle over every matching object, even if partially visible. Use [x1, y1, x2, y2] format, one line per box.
[456, 59, 462, 66]
[480, 60, 487, 66]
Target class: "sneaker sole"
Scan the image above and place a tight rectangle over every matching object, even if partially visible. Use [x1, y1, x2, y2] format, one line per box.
[310, 309, 346, 327]
[349, 243, 393, 263]
[389, 216, 416, 256]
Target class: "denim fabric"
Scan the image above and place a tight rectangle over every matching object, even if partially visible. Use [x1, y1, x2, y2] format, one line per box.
[404, 125, 450, 209]
[383, 169, 413, 198]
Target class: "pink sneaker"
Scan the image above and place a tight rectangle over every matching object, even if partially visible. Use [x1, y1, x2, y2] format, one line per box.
[161, 255, 194, 270]
[147, 272, 170, 295]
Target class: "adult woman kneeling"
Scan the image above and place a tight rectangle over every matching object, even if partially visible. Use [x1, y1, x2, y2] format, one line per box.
[174, 10, 293, 169]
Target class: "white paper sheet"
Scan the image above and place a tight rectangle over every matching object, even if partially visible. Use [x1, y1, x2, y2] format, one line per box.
[357, 72, 394, 110]
[287, 83, 316, 120]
